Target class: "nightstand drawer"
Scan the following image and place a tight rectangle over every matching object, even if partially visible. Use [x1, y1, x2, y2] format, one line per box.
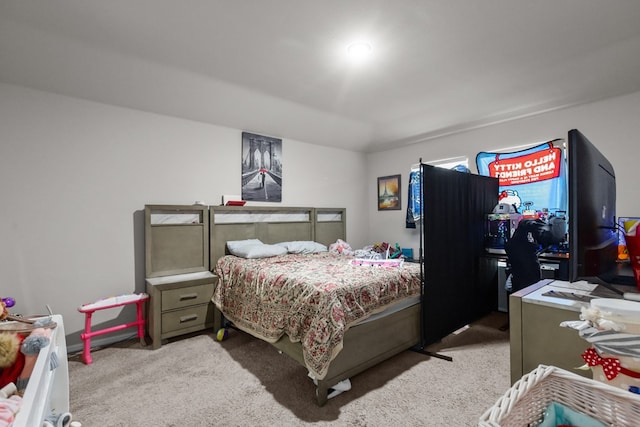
[146, 271, 219, 349]
[161, 283, 214, 311]
[161, 304, 214, 334]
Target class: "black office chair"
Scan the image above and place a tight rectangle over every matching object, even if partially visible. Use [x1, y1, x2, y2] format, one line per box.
[500, 218, 566, 331]
[505, 218, 566, 292]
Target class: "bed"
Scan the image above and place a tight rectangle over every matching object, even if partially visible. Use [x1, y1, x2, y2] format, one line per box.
[209, 206, 422, 406]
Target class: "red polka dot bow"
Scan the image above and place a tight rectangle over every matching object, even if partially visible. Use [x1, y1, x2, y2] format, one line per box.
[582, 348, 622, 380]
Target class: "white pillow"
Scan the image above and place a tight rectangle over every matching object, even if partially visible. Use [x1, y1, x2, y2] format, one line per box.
[229, 243, 287, 259]
[276, 241, 328, 254]
[226, 239, 263, 253]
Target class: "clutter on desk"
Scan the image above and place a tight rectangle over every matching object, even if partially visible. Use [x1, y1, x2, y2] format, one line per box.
[484, 198, 567, 254]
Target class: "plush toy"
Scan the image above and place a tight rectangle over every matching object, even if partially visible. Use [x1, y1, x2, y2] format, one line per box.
[1, 297, 28, 391]
[16, 328, 52, 394]
[0, 334, 25, 391]
[0, 296, 57, 395]
[0, 334, 21, 370]
[329, 239, 354, 256]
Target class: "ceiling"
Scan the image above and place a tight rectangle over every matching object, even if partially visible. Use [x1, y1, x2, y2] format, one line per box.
[2, 1, 640, 153]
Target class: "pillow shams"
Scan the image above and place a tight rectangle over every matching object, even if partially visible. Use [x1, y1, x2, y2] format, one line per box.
[226, 239, 263, 253]
[276, 241, 328, 254]
[227, 241, 287, 259]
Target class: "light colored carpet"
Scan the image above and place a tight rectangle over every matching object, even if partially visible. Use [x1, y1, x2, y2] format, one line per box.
[67, 311, 510, 426]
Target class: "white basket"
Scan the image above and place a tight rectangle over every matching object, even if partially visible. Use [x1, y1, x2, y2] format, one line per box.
[478, 365, 640, 427]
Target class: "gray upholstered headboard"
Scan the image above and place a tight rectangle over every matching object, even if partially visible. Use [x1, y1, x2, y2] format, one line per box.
[209, 206, 346, 269]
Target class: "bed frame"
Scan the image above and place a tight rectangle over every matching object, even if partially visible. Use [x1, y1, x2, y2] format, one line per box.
[209, 206, 421, 406]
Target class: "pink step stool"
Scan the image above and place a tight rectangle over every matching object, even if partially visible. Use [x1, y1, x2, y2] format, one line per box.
[78, 293, 149, 364]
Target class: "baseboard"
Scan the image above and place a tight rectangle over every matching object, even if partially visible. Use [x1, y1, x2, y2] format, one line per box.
[66, 331, 139, 356]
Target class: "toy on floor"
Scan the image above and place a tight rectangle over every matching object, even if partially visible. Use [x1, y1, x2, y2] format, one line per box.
[78, 293, 148, 364]
[216, 328, 229, 341]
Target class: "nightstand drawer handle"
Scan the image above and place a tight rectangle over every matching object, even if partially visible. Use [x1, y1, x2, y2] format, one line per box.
[179, 314, 198, 323]
[179, 293, 198, 301]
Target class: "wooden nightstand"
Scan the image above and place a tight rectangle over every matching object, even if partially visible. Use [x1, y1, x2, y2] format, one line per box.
[146, 271, 220, 349]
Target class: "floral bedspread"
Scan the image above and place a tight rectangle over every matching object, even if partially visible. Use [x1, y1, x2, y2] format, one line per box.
[213, 252, 422, 380]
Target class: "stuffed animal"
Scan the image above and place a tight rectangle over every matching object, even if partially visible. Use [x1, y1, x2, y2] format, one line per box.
[329, 239, 354, 256]
[0, 330, 56, 395]
[0, 334, 20, 370]
[0, 297, 27, 391]
[0, 334, 25, 391]
[16, 328, 52, 394]
[0, 295, 57, 395]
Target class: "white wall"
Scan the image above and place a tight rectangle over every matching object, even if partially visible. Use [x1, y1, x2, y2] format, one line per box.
[367, 90, 640, 258]
[0, 83, 368, 348]
[4, 81, 640, 350]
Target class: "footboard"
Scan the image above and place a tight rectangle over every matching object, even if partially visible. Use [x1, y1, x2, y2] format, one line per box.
[272, 303, 421, 406]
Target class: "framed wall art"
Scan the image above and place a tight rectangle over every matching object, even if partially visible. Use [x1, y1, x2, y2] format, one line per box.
[241, 132, 283, 202]
[377, 174, 401, 210]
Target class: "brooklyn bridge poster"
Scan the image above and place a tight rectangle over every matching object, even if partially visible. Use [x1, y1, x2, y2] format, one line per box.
[241, 132, 283, 202]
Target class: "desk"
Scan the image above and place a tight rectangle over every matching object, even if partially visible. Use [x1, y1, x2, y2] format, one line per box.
[486, 251, 568, 312]
[508, 279, 635, 384]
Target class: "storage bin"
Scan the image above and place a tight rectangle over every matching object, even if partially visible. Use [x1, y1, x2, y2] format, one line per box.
[478, 364, 640, 427]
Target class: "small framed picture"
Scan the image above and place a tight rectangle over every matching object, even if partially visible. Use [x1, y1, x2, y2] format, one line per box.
[377, 174, 401, 210]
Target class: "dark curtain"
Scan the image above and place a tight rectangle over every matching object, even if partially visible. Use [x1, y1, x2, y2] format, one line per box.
[420, 164, 498, 345]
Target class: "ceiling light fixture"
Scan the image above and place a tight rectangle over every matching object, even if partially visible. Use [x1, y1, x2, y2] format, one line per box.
[346, 42, 372, 61]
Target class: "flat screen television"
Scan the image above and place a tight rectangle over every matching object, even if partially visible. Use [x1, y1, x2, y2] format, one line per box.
[567, 129, 618, 283]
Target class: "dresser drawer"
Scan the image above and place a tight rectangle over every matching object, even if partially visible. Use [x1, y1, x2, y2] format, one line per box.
[161, 304, 214, 334]
[161, 282, 214, 311]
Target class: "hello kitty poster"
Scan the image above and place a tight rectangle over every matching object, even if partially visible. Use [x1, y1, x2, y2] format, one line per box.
[476, 140, 567, 215]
